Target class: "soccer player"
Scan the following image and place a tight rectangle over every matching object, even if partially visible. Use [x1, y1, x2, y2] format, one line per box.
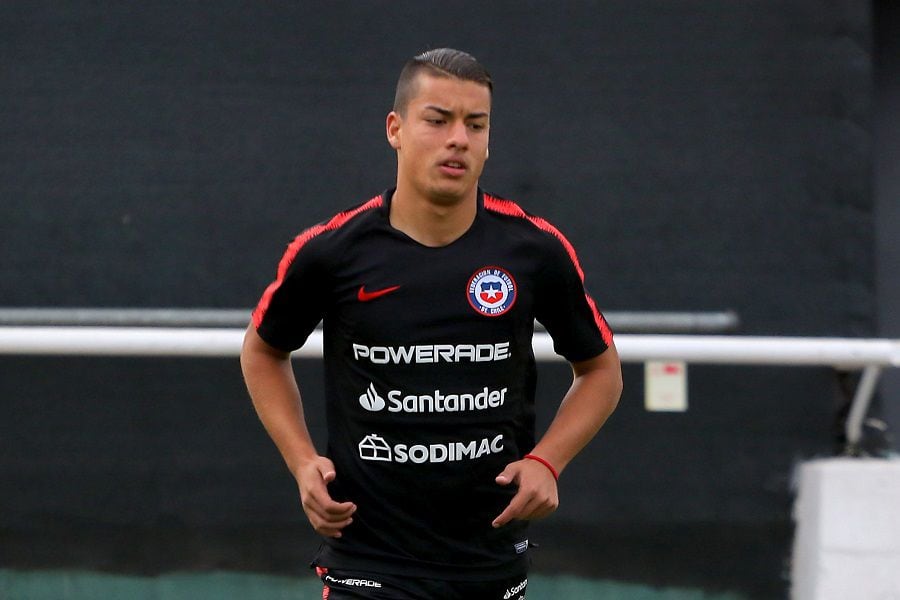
[240, 48, 622, 600]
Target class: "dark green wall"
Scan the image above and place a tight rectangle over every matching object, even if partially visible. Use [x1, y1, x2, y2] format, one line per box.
[0, 3, 875, 598]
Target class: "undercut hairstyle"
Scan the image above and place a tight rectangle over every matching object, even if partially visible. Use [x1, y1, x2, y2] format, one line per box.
[393, 48, 493, 115]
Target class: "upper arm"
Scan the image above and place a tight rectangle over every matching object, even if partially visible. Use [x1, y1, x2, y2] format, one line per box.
[572, 342, 621, 380]
[569, 344, 623, 414]
[534, 234, 613, 363]
[242, 323, 291, 362]
[251, 233, 331, 353]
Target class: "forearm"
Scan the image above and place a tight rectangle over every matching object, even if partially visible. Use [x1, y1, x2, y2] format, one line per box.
[240, 326, 319, 477]
[530, 345, 623, 475]
[491, 346, 622, 527]
[241, 326, 356, 537]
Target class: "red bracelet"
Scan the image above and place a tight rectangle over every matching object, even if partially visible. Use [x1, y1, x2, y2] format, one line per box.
[523, 454, 559, 481]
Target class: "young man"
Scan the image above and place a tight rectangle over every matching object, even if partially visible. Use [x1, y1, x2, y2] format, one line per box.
[241, 48, 622, 600]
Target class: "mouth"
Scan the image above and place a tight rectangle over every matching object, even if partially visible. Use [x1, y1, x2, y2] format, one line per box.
[438, 159, 467, 177]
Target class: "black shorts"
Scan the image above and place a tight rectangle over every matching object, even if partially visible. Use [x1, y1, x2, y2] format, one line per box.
[315, 566, 529, 600]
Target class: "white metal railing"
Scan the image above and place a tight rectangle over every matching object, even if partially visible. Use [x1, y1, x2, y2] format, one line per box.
[1, 327, 896, 366]
[1, 326, 898, 450]
[0, 308, 740, 334]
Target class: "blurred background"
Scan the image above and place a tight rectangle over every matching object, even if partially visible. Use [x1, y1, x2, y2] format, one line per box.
[1, 1, 899, 598]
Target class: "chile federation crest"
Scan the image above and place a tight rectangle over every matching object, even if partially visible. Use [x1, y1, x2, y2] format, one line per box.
[467, 266, 517, 317]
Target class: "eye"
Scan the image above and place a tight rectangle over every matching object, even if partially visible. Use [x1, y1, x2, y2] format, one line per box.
[425, 118, 445, 125]
[468, 123, 486, 131]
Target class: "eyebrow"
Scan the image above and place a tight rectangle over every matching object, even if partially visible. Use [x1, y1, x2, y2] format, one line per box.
[423, 105, 489, 120]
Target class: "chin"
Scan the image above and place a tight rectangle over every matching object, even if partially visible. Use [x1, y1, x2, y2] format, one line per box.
[428, 192, 464, 206]
[426, 182, 474, 205]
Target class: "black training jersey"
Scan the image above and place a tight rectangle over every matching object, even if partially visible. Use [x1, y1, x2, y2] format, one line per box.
[252, 189, 612, 580]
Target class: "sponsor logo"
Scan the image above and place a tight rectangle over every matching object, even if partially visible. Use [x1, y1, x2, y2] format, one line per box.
[468, 266, 517, 317]
[514, 539, 529, 554]
[352, 342, 510, 364]
[357, 284, 401, 302]
[358, 383, 507, 413]
[358, 434, 392, 462]
[324, 575, 382, 588]
[359, 433, 504, 464]
[503, 578, 528, 599]
[359, 383, 386, 411]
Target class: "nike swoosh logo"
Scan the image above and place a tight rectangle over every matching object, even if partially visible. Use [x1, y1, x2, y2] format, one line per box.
[357, 285, 401, 302]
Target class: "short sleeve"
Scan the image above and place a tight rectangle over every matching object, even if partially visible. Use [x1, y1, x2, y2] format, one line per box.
[251, 232, 330, 352]
[533, 234, 613, 363]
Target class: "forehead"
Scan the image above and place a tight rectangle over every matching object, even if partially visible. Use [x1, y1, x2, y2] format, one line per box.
[408, 73, 491, 115]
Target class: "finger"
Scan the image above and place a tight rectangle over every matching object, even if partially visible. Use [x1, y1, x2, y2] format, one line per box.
[307, 505, 355, 536]
[514, 496, 547, 521]
[312, 455, 338, 482]
[320, 497, 357, 516]
[303, 484, 356, 519]
[303, 472, 355, 513]
[491, 505, 517, 528]
[514, 491, 559, 521]
[495, 462, 522, 486]
[320, 529, 343, 539]
[310, 496, 356, 521]
[492, 492, 528, 528]
[317, 526, 347, 538]
[314, 515, 355, 538]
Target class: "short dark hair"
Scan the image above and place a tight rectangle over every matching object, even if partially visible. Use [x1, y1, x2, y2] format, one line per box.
[393, 48, 492, 115]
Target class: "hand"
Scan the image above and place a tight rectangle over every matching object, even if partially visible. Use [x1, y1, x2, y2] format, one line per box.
[491, 458, 559, 528]
[295, 455, 357, 538]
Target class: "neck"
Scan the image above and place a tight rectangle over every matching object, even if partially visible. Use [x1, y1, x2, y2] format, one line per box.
[389, 185, 478, 247]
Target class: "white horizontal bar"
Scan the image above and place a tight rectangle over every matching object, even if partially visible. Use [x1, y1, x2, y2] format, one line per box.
[0, 327, 898, 369]
[611, 335, 900, 369]
[0, 327, 254, 358]
[0, 308, 252, 327]
[0, 308, 739, 333]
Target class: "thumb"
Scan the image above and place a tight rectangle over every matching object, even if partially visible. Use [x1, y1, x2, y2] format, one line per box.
[318, 461, 337, 484]
[495, 464, 519, 486]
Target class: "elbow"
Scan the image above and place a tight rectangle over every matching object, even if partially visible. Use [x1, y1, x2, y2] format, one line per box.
[600, 363, 623, 413]
[606, 347, 624, 407]
[602, 355, 624, 412]
[611, 368, 624, 408]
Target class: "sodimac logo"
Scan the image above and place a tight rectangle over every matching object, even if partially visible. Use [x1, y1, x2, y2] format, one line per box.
[358, 433, 504, 464]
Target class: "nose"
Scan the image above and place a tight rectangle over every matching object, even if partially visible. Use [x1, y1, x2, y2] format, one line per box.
[446, 120, 469, 150]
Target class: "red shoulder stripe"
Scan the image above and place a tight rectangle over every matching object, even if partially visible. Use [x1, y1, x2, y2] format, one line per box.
[484, 194, 613, 345]
[252, 196, 383, 328]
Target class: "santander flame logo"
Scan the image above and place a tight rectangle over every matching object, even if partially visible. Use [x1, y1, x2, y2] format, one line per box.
[359, 383, 386, 411]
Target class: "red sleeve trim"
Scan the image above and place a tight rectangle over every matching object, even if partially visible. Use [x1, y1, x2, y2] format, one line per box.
[484, 194, 613, 346]
[251, 196, 383, 328]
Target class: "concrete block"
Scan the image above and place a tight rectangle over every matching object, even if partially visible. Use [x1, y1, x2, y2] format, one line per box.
[792, 458, 900, 600]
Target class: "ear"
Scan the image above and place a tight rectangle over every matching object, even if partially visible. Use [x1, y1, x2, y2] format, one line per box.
[485, 146, 489, 160]
[386, 111, 402, 149]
